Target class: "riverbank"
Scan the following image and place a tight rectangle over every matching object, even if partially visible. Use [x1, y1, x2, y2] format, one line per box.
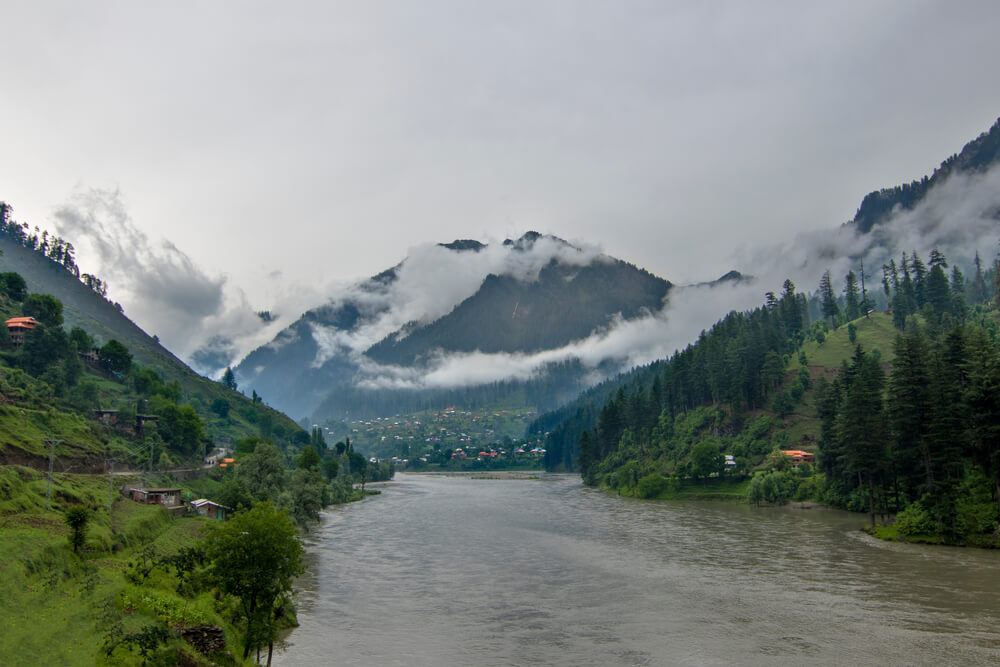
[0, 463, 379, 664]
[277, 472, 1000, 666]
[867, 523, 1000, 549]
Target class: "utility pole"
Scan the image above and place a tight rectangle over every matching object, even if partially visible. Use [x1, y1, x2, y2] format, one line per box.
[44, 439, 61, 509]
[107, 457, 119, 513]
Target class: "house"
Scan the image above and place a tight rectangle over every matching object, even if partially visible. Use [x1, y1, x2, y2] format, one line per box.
[219, 457, 236, 468]
[189, 499, 231, 521]
[93, 409, 119, 426]
[128, 487, 182, 507]
[780, 450, 815, 467]
[5, 316, 39, 347]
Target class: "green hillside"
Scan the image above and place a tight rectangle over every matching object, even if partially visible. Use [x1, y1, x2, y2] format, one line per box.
[551, 252, 1000, 547]
[0, 231, 304, 464]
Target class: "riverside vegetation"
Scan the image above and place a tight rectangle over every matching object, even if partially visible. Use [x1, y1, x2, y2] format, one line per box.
[0, 201, 392, 664]
[539, 248, 1000, 547]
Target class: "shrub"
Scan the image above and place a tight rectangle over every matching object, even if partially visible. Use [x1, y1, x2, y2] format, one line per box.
[636, 473, 669, 499]
[895, 502, 937, 537]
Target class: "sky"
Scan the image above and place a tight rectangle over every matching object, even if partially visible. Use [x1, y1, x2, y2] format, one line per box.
[3, 1, 1000, 370]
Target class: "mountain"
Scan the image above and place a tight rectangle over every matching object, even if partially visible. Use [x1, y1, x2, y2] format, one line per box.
[533, 115, 1000, 474]
[0, 227, 303, 454]
[236, 233, 679, 421]
[850, 117, 1000, 233]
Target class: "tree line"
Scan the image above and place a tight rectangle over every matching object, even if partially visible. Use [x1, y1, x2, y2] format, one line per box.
[546, 247, 1000, 543]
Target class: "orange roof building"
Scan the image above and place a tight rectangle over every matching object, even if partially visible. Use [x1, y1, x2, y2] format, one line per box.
[780, 450, 815, 465]
[5, 316, 39, 347]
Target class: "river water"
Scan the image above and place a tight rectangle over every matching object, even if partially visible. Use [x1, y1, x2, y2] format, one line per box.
[275, 473, 1000, 666]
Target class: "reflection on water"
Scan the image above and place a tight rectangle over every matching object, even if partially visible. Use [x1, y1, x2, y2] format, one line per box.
[276, 473, 1000, 666]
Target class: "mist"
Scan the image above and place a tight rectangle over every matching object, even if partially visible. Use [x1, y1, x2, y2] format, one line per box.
[342, 161, 1000, 393]
[51, 159, 1000, 392]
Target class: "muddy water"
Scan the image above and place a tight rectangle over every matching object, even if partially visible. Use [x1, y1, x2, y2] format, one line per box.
[276, 473, 1000, 666]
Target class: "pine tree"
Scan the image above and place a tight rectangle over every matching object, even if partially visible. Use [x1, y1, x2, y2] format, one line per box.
[836, 345, 888, 528]
[971, 252, 987, 304]
[819, 270, 840, 325]
[844, 271, 861, 321]
[911, 251, 928, 307]
[925, 249, 951, 316]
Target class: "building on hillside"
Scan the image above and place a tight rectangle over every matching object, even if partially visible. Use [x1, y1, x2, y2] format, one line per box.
[128, 487, 182, 506]
[5, 316, 39, 347]
[780, 450, 815, 467]
[189, 499, 231, 520]
[93, 409, 119, 426]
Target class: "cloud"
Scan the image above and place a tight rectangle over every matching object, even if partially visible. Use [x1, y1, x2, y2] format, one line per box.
[51, 187, 302, 374]
[51, 157, 1000, 395]
[340, 162, 1000, 394]
[307, 234, 605, 367]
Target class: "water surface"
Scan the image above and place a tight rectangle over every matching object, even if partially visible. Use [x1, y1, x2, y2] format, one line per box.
[277, 473, 1000, 666]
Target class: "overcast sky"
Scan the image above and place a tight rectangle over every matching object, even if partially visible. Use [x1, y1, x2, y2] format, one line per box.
[3, 1, 1000, 334]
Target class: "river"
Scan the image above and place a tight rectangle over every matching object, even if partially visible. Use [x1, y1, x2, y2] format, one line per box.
[275, 473, 1000, 666]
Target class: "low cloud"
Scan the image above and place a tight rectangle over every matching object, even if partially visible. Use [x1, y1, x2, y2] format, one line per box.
[51, 160, 1000, 393]
[52, 188, 297, 374]
[342, 163, 1000, 394]
[307, 234, 605, 368]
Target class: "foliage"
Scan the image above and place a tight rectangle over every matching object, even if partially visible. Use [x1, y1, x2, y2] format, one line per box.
[98, 339, 132, 374]
[23, 292, 64, 327]
[64, 506, 90, 554]
[895, 502, 937, 537]
[204, 501, 304, 660]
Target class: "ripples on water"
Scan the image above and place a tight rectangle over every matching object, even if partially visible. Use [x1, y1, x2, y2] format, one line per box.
[276, 473, 1000, 666]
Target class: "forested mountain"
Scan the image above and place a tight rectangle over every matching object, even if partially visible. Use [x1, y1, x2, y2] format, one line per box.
[0, 202, 305, 466]
[236, 233, 681, 421]
[535, 116, 1000, 477]
[548, 239, 1000, 539]
[851, 117, 1000, 233]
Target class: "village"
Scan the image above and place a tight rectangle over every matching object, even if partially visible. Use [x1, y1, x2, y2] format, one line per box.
[321, 406, 547, 468]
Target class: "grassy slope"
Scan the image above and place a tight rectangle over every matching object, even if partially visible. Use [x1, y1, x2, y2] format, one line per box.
[0, 236, 303, 463]
[799, 312, 899, 371]
[0, 466, 246, 666]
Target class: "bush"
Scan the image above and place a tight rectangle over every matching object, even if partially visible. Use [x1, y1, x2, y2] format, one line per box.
[895, 502, 937, 537]
[636, 473, 669, 499]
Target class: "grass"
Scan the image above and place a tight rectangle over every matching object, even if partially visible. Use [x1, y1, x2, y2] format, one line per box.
[800, 312, 899, 369]
[0, 466, 246, 666]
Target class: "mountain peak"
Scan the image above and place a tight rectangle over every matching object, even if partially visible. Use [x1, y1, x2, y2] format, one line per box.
[439, 239, 486, 252]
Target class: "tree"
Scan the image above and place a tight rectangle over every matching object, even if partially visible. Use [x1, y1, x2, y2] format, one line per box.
[836, 345, 888, 528]
[322, 457, 340, 482]
[348, 451, 369, 494]
[925, 249, 951, 316]
[155, 402, 204, 455]
[211, 397, 230, 418]
[0, 271, 27, 301]
[21, 323, 73, 377]
[690, 440, 723, 480]
[221, 367, 237, 391]
[297, 445, 320, 471]
[68, 326, 94, 353]
[971, 252, 987, 304]
[238, 442, 285, 501]
[64, 506, 90, 554]
[819, 271, 840, 325]
[22, 293, 63, 328]
[98, 339, 132, 374]
[844, 271, 861, 321]
[204, 502, 304, 662]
